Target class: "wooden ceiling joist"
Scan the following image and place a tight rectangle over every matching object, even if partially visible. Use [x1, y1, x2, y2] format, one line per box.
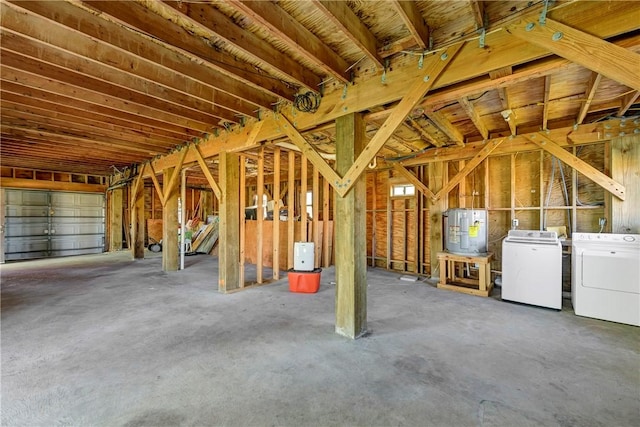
[83, 0, 296, 100]
[577, 72, 603, 125]
[162, 0, 321, 91]
[390, 0, 430, 50]
[617, 91, 640, 117]
[310, 0, 384, 69]
[425, 110, 465, 146]
[227, 0, 351, 84]
[7, 0, 277, 111]
[542, 75, 552, 130]
[459, 97, 489, 140]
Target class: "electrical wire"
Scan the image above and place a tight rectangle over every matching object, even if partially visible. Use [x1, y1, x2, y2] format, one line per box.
[293, 91, 322, 113]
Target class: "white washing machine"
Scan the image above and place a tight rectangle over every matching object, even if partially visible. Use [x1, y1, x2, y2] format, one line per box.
[502, 230, 562, 309]
[572, 233, 640, 326]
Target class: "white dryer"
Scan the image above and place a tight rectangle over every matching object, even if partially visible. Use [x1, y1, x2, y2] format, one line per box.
[502, 230, 562, 309]
[572, 233, 640, 326]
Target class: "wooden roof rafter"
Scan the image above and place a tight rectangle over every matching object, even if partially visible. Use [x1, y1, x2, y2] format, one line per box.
[389, 0, 430, 50]
[227, 0, 351, 85]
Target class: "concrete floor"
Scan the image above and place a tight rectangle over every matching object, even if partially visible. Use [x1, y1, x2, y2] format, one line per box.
[1, 252, 638, 427]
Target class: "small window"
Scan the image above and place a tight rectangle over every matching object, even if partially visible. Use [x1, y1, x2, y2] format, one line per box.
[306, 191, 313, 219]
[391, 184, 415, 197]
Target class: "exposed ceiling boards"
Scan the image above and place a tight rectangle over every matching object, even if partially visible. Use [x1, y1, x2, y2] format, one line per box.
[0, 0, 639, 177]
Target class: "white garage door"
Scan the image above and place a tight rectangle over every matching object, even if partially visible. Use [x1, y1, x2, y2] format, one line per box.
[4, 189, 105, 261]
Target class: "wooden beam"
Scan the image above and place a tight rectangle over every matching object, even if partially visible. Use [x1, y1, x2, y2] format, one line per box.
[300, 156, 308, 241]
[131, 182, 145, 259]
[459, 96, 489, 140]
[163, 0, 321, 91]
[161, 148, 188, 207]
[428, 162, 446, 279]
[256, 147, 264, 284]
[617, 91, 640, 117]
[130, 164, 146, 210]
[577, 72, 603, 125]
[542, 75, 552, 130]
[272, 147, 281, 280]
[239, 155, 246, 288]
[109, 188, 124, 252]
[147, 164, 165, 207]
[0, 178, 106, 193]
[390, 0, 430, 49]
[435, 139, 504, 200]
[404, 117, 442, 147]
[312, 168, 321, 267]
[192, 145, 221, 200]
[162, 167, 179, 271]
[275, 115, 342, 190]
[338, 42, 464, 196]
[425, 110, 465, 146]
[506, 18, 640, 91]
[322, 175, 331, 268]
[6, 0, 277, 109]
[611, 136, 640, 232]
[227, 0, 350, 84]
[287, 151, 295, 270]
[334, 112, 367, 339]
[84, 0, 295, 100]
[219, 151, 241, 292]
[143, 6, 640, 174]
[392, 164, 436, 200]
[311, 0, 383, 69]
[527, 133, 626, 200]
[469, 1, 485, 30]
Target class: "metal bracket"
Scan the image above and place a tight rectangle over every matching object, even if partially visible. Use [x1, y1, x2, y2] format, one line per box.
[418, 54, 424, 69]
[381, 58, 390, 84]
[479, 28, 486, 48]
[539, 0, 550, 25]
[341, 84, 348, 100]
[478, 13, 488, 48]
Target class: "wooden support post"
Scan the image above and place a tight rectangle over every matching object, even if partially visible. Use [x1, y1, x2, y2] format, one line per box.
[109, 188, 123, 251]
[287, 151, 295, 270]
[272, 147, 281, 280]
[371, 170, 377, 267]
[162, 167, 179, 271]
[256, 147, 264, 284]
[130, 179, 145, 259]
[219, 151, 241, 292]
[300, 156, 308, 241]
[429, 162, 446, 279]
[322, 175, 331, 268]
[239, 155, 246, 287]
[334, 113, 367, 339]
[312, 167, 320, 267]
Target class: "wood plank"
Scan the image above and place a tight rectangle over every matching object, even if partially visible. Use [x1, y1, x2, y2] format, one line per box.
[311, 0, 383, 69]
[256, 147, 264, 284]
[162, 0, 322, 91]
[459, 96, 489, 140]
[611, 136, 640, 232]
[335, 113, 367, 339]
[527, 133, 626, 200]
[287, 151, 296, 270]
[617, 91, 640, 117]
[392, 164, 436, 200]
[147, 164, 165, 207]
[0, 177, 105, 193]
[577, 72, 603, 125]
[132, 182, 146, 259]
[312, 168, 321, 267]
[390, 0, 430, 49]
[239, 155, 246, 287]
[338, 42, 464, 196]
[506, 17, 640, 91]
[6, 0, 276, 109]
[83, 0, 295, 100]
[542, 75, 552, 130]
[429, 162, 446, 278]
[275, 114, 342, 190]
[162, 167, 179, 271]
[272, 147, 281, 280]
[192, 145, 221, 200]
[219, 151, 241, 292]
[300, 156, 308, 241]
[227, 0, 349, 84]
[161, 147, 187, 208]
[435, 139, 504, 200]
[470, 0, 485, 30]
[129, 164, 146, 210]
[109, 188, 124, 252]
[322, 174, 331, 268]
[425, 109, 465, 146]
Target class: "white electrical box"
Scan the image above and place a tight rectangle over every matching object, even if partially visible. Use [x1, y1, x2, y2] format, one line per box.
[294, 242, 315, 271]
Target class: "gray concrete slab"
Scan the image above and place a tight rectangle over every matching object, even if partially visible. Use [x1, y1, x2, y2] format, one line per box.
[1, 252, 638, 426]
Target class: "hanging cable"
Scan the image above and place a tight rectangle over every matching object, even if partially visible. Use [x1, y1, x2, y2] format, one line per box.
[293, 91, 322, 113]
